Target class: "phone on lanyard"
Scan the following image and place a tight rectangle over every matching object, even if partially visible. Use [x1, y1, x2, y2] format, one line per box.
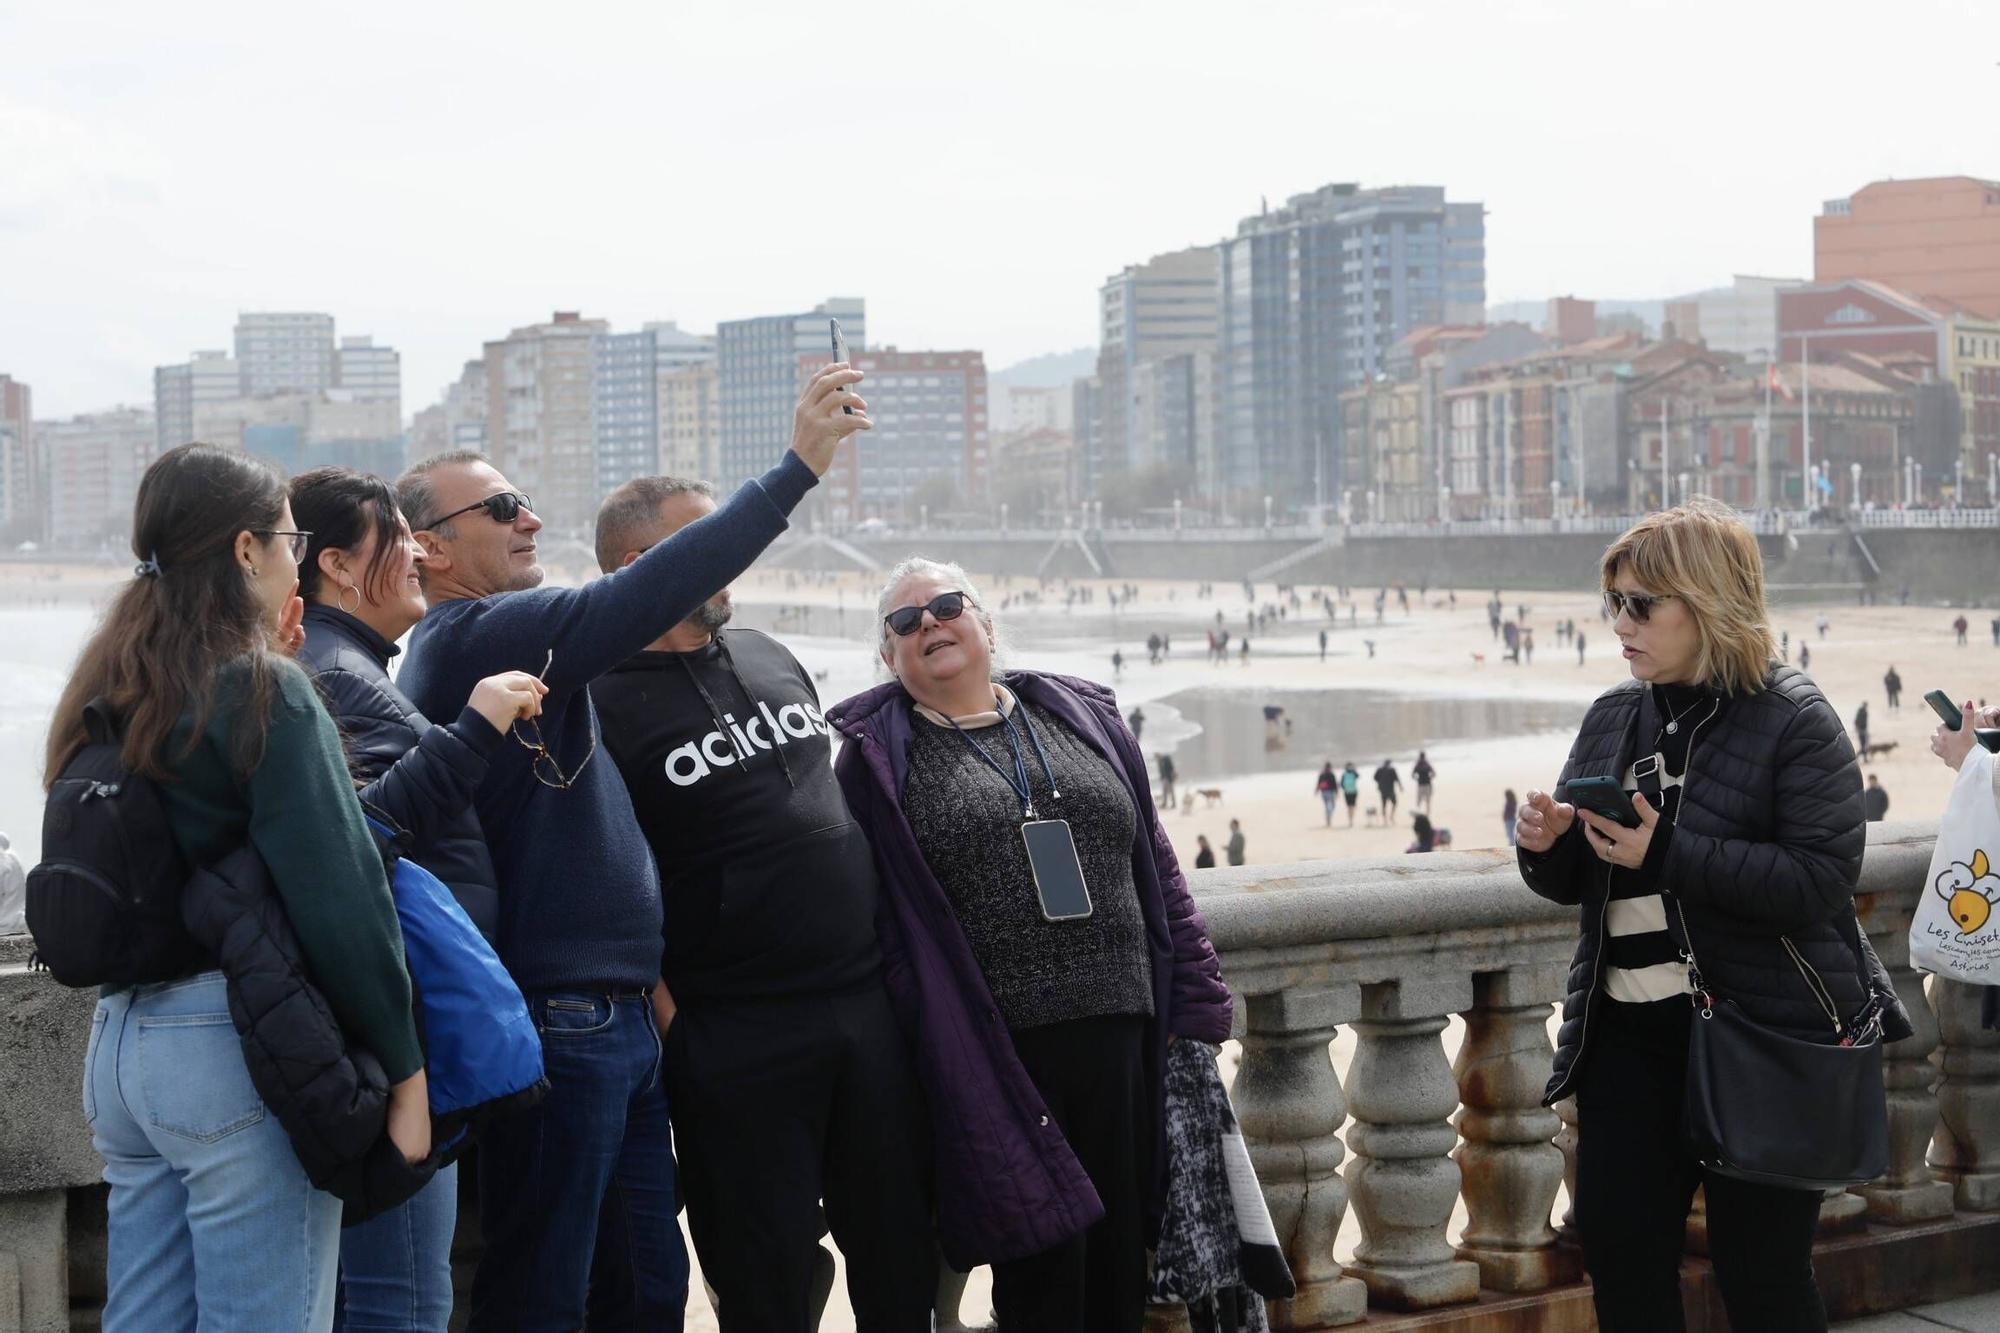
[829, 318, 853, 415]
[1021, 819, 1094, 921]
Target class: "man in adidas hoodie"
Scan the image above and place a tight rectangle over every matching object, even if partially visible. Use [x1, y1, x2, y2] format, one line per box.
[591, 477, 934, 1330]
[395, 365, 868, 1331]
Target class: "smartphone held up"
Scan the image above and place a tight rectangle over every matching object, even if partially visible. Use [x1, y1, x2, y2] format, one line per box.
[830, 318, 853, 415]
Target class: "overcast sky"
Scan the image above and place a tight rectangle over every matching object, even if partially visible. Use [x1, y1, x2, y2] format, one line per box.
[3, 0, 1996, 418]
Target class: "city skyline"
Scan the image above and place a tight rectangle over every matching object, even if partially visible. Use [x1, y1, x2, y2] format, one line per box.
[4, 0, 1997, 418]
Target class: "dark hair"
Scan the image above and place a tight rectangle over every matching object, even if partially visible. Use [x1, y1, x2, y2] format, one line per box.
[594, 474, 715, 573]
[46, 443, 288, 784]
[289, 466, 406, 603]
[395, 449, 489, 539]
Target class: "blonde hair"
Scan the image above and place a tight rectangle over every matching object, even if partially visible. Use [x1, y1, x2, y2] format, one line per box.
[1600, 496, 1776, 696]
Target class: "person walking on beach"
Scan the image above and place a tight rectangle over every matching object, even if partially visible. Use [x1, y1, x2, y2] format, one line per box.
[1524, 629, 1536, 666]
[1128, 707, 1146, 742]
[1374, 759, 1402, 824]
[1502, 788, 1519, 846]
[1800, 643, 1811, 672]
[1240, 637, 1251, 664]
[395, 361, 865, 1329]
[1226, 819, 1247, 866]
[1577, 630, 1587, 666]
[1884, 665, 1903, 710]
[1954, 614, 1970, 646]
[1855, 701, 1870, 756]
[588, 477, 935, 1329]
[1194, 834, 1216, 869]
[1412, 751, 1436, 813]
[1816, 614, 1829, 640]
[1316, 762, 1339, 827]
[1319, 628, 1328, 662]
[1158, 753, 1178, 809]
[1340, 762, 1361, 827]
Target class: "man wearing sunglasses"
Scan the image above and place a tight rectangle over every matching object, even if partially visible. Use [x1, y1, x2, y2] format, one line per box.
[589, 477, 933, 1330]
[393, 362, 870, 1332]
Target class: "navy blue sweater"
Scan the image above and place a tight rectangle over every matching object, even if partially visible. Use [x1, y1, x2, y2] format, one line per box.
[397, 454, 816, 993]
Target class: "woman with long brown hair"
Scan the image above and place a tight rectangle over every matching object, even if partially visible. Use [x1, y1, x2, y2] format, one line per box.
[54, 444, 428, 1332]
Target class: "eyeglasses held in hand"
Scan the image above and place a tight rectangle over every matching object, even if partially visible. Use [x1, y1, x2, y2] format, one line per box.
[416, 491, 534, 532]
[1603, 590, 1676, 624]
[253, 530, 313, 562]
[884, 590, 970, 637]
[513, 715, 596, 791]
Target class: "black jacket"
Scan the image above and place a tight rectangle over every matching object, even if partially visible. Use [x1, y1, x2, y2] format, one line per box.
[179, 842, 437, 1224]
[298, 605, 503, 941]
[1521, 665, 1911, 1106]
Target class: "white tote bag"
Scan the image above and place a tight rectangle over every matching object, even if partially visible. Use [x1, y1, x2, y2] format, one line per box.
[1911, 745, 2000, 984]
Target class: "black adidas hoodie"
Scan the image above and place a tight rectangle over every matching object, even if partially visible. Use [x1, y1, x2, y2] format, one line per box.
[592, 628, 881, 1000]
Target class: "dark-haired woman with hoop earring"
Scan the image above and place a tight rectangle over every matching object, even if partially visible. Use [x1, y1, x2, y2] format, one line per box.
[289, 466, 546, 1331]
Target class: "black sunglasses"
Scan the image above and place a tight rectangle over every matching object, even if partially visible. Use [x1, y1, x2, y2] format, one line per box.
[1604, 590, 1676, 623]
[884, 590, 970, 637]
[416, 491, 533, 532]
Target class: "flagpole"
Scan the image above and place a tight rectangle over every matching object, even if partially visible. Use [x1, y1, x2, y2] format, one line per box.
[1758, 361, 1772, 510]
[1801, 336, 1812, 516]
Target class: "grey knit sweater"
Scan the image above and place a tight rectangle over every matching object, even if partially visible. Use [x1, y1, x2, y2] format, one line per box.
[902, 700, 1155, 1031]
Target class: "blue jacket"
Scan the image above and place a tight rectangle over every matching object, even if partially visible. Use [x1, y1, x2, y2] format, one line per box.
[299, 604, 503, 940]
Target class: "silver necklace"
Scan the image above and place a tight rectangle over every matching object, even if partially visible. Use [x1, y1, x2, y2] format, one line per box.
[1661, 691, 1702, 735]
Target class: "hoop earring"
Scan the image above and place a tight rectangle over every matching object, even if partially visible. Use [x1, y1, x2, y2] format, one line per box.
[339, 583, 361, 615]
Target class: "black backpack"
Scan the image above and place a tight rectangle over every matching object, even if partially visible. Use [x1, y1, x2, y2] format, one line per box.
[26, 699, 204, 987]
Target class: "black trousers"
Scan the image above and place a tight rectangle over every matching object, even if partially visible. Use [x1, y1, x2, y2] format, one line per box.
[1574, 996, 1829, 1333]
[661, 984, 934, 1332]
[991, 1014, 1153, 1333]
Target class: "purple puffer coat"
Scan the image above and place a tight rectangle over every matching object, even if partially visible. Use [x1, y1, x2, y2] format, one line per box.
[828, 670, 1234, 1270]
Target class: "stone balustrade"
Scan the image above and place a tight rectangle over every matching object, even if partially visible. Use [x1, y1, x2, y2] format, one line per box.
[7, 820, 2000, 1330]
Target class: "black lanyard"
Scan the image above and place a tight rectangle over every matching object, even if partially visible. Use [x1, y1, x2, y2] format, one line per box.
[948, 704, 1061, 822]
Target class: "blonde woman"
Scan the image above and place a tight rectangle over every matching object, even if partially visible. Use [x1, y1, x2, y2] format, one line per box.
[1513, 498, 1905, 1332]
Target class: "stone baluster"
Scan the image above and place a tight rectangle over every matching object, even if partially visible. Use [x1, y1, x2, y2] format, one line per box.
[1929, 976, 2000, 1211]
[1859, 943, 1955, 1223]
[1233, 986, 1368, 1328]
[1342, 977, 1480, 1310]
[1552, 1095, 1579, 1245]
[1451, 966, 1578, 1292]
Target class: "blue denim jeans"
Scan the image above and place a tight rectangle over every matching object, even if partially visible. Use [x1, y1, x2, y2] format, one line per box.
[336, 1161, 458, 1331]
[468, 990, 686, 1332]
[86, 971, 342, 1333]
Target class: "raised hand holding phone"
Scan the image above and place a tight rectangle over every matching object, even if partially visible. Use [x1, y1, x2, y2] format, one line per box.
[790, 361, 871, 477]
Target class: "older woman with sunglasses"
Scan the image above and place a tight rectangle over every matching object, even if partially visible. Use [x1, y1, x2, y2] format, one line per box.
[828, 558, 1232, 1333]
[1515, 498, 1904, 1333]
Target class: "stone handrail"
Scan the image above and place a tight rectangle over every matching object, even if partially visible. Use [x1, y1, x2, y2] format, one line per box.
[1126, 818, 1998, 1328]
[6, 821, 1999, 1329]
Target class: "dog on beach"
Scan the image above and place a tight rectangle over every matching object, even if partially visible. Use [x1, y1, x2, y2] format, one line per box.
[1860, 740, 1898, 762]
[1196, 788, 1225, 807]
[1469, 652, 1485, 666]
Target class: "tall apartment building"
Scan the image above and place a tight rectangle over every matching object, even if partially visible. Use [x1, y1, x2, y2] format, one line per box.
[716, 298, 863, 491]
[1096, 247, 1219, 482]
[0, 374, 33, 535]
[658, 361, 720, 481]
[483, 311, 608, 534]
[593, 322, 715, 495]
[336, 336, 401, 405]
[1215, 183, 1485, 512]
[152, 350, 239, 455]
[1817, 177, 2000, 318]
[235, 312, 337, 397]
[1695, 276, 1800, 361]
[808, 348, 986, 525]
[41, 407, 155, 549]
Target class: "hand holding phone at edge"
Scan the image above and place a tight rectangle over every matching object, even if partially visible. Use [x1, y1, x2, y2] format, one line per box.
[1578, 792, 1659, 868]
[790, 363, 872, 477]
[1515, 788, 1575, 854]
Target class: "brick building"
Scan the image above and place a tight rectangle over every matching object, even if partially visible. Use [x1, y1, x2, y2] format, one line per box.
[1816, 177, 2000, 318]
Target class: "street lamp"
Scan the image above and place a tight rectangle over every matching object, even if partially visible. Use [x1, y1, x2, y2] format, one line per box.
[1915, 463, 1924, 508]
[1263, 495, 1273, 530]
[1849, 462, 1861, 512]
[1679, 471, 1690, 505]
[1441, 485, 1452, 523]
[1551, 478, 1562, 522]
[999, 502, 1009, 533]
[1172, 496, 1182, 532]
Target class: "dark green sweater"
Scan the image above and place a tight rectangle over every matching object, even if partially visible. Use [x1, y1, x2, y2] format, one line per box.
[156, 656, 422, 1082]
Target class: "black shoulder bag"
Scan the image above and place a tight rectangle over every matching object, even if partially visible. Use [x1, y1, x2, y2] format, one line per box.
[1678, 912, 1890, 1190]
[1633, 687, 1890, 1192]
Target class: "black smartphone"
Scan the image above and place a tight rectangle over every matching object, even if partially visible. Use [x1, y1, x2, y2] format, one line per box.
[1021, 820, 1093, 921]
[829, 318, 853, 415]
[1564, 775, 1641, 829]
[1924, 688, 2000, 750]
[1927, 689, 1963, 729]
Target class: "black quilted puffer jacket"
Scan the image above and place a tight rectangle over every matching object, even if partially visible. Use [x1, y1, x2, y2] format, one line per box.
[1521, 664, 1912, 1107]
[179, 840, 438, 1224]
